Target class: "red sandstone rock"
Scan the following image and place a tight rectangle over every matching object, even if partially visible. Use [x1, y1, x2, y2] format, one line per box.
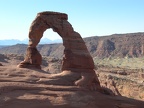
[17, 11, 101, 90]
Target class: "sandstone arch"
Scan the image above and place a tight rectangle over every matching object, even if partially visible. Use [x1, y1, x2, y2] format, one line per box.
[17, 11, 101, 90]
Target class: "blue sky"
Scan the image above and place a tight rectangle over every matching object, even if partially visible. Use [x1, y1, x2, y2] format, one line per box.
[0, 0, 144, 40]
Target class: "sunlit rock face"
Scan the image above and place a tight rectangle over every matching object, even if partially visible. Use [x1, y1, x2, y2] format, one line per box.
[17, 11, 101, 91]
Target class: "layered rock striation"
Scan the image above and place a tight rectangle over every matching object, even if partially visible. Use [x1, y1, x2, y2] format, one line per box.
[17, 11, 101, 90]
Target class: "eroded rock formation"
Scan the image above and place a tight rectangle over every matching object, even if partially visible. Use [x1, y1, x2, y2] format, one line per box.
[17, 11, 101, 90]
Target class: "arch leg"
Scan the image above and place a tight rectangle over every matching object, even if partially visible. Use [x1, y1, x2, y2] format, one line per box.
[17, 39, 42, 69]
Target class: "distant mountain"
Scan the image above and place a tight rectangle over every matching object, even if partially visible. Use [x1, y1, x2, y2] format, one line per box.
[0, 39, 24, 45]
[0, 38, 62, 45]
[0, 45, 10, 49]
[39, 38, 62, 44]
[0, 32, 144, 58]
[84, 32, 144, 58]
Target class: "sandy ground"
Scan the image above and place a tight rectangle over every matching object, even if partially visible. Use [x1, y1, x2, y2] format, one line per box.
[0, 63, 144, 108]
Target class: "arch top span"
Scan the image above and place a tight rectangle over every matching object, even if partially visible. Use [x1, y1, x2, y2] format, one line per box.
[17, 11, 101, 91]
[37, 11, 68, 20]
[28, 11, 71, 47]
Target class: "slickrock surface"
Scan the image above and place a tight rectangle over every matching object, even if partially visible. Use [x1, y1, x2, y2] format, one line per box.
[0, 65, 144, 108]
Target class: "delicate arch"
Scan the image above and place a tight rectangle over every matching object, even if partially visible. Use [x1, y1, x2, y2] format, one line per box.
[19, 11, 94, 70]
[17, 11, 101, 90]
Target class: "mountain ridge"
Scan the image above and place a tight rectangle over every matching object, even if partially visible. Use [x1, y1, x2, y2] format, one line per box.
[0, 38, 62, 45]
[0, 32, 144, 58]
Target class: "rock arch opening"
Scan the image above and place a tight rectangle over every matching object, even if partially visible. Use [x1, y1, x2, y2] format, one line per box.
[42, 28, 62, 43]
[39, 28, 64, 58]
[17, 11, 101, 90]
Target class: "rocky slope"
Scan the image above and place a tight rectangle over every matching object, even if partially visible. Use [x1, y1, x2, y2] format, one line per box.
[0, 56, 144, 108]
[0, 54, 144, 101]
[0, 32, 144, 58]
[85, 32, 144, 58]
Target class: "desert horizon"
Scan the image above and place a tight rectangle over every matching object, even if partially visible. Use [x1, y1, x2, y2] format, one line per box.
[0, 31, 144, 108]
[0, 0, 144, 108]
